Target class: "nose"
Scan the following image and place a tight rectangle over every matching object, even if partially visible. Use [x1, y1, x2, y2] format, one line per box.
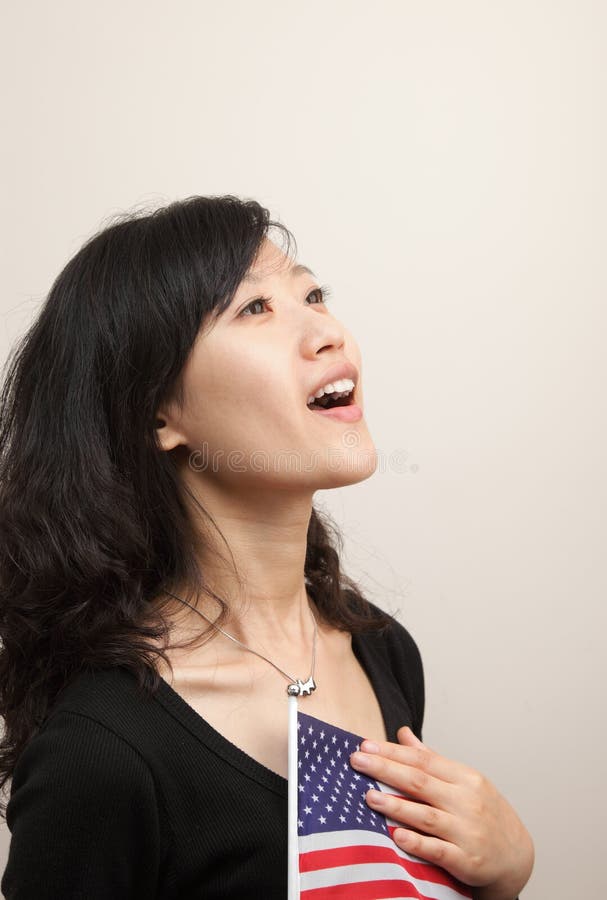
[300, 311, 347, 359]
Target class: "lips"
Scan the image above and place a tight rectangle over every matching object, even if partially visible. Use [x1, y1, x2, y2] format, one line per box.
[307, 361, 359, 406]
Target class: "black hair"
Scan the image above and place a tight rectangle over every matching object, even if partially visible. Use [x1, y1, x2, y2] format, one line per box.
[0, 194, 391, 817]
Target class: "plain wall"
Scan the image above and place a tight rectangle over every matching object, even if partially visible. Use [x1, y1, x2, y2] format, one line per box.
[1, 1, 605, 896]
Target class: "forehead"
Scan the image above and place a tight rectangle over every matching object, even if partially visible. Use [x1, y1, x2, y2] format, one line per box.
[243, 239, 315, 285]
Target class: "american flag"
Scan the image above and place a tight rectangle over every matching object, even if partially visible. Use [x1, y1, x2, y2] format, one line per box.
[296, 710, 473, 900]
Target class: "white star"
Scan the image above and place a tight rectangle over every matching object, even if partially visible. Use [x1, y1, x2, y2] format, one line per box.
[308, 725, 313, 735]
[324, 744, 329, 753]
[332, 735, 337, 744]
[320, 730, 325, 739]
[319, 815, 327, 824]
[298, 784, 304, 792]
[310, 764, 316, 772]
[325, 804, 333, 812]
[304, 806, 312, 815]
[339, 814, 346, 823]
[312, 794, 319, 803]
[336, 749, 342, 758]
[298, 819, 303, 828]
[304, 773, 311, 782]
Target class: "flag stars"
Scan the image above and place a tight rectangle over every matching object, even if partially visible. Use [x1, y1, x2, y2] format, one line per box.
[304, 806, 312, 815]
[308, 725, 313, 735]
[332, 735, 337, 744]
[318, 815, 327, 824]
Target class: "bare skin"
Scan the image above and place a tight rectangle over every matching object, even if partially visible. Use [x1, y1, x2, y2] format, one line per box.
[152, 237, 533, 898]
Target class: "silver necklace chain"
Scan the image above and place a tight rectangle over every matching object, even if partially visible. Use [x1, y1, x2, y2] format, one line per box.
[161, 588, 318, 697]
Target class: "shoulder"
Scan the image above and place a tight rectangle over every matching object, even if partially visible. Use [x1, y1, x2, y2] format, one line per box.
[3, 699, 164, 898]
[360, 598, 424, 670]
[10, 671, 158, 801]
[355, 598, 426, 738]
[10, 666, 163, 801]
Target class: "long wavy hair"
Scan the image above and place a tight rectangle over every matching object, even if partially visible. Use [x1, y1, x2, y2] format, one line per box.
[0, 194, 391, 816]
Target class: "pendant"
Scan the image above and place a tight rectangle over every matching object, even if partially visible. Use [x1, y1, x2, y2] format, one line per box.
[286, 676, 316, 697]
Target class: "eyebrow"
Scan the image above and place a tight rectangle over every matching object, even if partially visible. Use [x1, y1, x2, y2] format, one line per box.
[242, 263, 316, 285]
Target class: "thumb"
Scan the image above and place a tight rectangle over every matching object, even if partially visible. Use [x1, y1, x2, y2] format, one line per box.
[397, 725, 426, 748]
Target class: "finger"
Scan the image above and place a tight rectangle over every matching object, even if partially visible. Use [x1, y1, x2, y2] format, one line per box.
[365, 789, 458, 843]
[391, 828, 467, 882]
[350, 749, 453, 809]
[397, 725, 425, 747]
[356, 735, 465, 785]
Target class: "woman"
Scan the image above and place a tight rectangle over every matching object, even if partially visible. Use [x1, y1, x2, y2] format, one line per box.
[0, 195, 533, 898]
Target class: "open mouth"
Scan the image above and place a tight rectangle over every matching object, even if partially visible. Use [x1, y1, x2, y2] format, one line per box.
[307, 379, 356, 411]
[307, 390, 354, 411]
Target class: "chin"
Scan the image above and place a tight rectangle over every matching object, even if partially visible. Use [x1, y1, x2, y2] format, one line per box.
[312, 442, 379, 490]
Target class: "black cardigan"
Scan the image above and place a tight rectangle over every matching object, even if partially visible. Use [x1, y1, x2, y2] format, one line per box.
[1, 603, 424, 899]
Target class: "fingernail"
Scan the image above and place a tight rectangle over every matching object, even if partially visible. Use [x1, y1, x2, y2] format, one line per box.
[361, 740, 380, 753]
[350, 751, 371, 767]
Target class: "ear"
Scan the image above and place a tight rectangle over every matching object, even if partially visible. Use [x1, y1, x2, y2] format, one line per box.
[154, 406, 188, 453]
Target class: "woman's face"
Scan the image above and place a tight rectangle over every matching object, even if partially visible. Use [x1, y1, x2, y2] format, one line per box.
[156, 238, 378, 493]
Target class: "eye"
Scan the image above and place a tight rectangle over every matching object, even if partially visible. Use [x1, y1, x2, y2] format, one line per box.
[237, 284, 332, 318]
[306, 284, 332, 305]
[238, 297, 272, 317]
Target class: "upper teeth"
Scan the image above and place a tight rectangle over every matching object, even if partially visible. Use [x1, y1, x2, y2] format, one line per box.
[307, 377, 355, 405]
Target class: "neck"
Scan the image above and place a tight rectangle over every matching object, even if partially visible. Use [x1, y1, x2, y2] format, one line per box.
[172, 470, 320, 648]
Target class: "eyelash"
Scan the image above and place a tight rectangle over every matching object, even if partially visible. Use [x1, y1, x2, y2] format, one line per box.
[238, 284, 332, 318]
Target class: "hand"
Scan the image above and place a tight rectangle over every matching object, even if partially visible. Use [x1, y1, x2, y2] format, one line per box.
[349, 727, 534, 900]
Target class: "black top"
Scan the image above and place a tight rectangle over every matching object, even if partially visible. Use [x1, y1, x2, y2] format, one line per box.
[1, 603, 424, 899]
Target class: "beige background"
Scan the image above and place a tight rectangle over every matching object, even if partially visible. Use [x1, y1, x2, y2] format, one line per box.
[1, 1, 605, 896]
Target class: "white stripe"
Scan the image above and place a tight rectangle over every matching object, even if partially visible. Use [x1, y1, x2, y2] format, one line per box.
[299, 830, 470, 900]
[300, 861, 470, 900]
[300, 828, 424, 864]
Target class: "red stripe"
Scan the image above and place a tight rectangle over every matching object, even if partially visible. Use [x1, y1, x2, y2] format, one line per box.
[301, 843, 469, 892]
[301, 877, 439, 899]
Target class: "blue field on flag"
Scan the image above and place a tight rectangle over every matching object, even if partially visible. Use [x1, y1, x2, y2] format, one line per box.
[296, 711, 472, 900]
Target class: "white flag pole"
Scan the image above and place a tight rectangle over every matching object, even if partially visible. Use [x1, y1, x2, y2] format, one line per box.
[287, 692, 300, 900]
